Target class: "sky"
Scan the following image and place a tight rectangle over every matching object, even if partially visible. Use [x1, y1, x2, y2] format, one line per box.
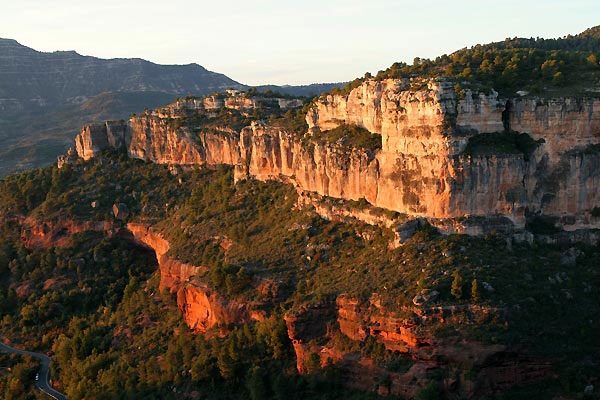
[1, 0, 599, 85]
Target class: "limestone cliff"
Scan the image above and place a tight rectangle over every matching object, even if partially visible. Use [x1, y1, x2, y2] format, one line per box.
[75, 121, 128, 160]
[306, 79, 600, 224]
[72, 81, 600, 230]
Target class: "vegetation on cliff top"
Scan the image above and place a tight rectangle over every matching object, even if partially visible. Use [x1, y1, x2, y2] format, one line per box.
[328, 27, 600, 97]
[306, 124, 382, 155]
[168, 95, 311, 135]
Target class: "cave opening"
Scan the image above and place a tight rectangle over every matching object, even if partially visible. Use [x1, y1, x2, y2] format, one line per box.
[502, 100, 512, 132]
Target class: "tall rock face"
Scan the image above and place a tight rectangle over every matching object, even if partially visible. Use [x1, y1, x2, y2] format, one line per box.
[306, 79, 600, 224]
[238, 123, 380, 202]
[127, 116, 205, 164]
[73, 80, 600, 229]
[509, 97, 600, 161]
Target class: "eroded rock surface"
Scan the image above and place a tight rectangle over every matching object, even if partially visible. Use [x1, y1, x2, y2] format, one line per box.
[177, 282, 251, 333]
[284, 296, 550, 398]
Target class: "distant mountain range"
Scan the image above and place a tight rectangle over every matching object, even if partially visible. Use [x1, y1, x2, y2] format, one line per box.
[0, 38, 343, 176]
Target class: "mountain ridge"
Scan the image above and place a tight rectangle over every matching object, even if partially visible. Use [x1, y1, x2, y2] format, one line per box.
[0, 38, 343, 176]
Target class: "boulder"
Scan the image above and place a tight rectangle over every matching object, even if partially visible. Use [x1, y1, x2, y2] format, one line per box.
[395, 218, 428, 243]
[560, 247, 581, 267]
[412, 289, 439, 306]
[112, 203, 130, 220]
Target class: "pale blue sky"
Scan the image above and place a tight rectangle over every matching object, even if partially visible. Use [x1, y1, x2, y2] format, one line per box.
[1, 0, 599, 85]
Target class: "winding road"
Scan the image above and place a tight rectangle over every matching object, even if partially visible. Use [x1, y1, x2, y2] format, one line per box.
[0, 340, 67, 400]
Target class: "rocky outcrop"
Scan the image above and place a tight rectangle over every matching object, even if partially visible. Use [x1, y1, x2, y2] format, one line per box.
[283, 298, 429, 374]
[127, 223, 203, 292]
[336, 296, 425, 351]
[284, 296, 549, 398]
[126, 223, 259, 333]
[75, 121, 128, 160]
[73, 79, 600, 230]
[177, 282, 251, 333]
[57, 147, 77, 169]
[284, 303, 337, 373]
[20, 217, 116, 249]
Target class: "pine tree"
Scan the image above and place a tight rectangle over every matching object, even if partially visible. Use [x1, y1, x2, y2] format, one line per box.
[306, 352, 321, 374]
[471, 277, 481, 303]
[246, 366, 267, 400]
[451, 270, 464, 300]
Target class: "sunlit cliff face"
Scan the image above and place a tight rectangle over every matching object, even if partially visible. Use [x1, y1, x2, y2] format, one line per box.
[74, 80, 600, 228]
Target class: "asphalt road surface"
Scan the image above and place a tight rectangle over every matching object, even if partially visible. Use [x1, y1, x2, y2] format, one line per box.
[0, 340, 67, 400]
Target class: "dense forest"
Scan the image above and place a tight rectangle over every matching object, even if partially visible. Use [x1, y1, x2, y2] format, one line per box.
[0, 154, 598, 399]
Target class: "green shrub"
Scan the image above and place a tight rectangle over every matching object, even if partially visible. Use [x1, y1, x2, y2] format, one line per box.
[307, 124, 381, 154]
[451, 270, 464, 300]
[525, 215, 561, 234]
[462, 131, 543, 161]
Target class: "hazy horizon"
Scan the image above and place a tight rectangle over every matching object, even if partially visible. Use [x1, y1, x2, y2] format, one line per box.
[2, 0, 599, 86]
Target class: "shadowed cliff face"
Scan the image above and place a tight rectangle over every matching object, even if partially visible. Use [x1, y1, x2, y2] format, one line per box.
[73, 80, 600, 228]
[283, 297, 551, 399]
